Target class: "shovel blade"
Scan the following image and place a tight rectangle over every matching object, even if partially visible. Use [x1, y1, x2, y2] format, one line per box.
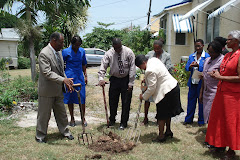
[102, 126, 115, 135]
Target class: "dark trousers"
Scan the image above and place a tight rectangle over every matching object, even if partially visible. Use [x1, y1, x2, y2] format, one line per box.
[109, 76, 132, 125]
[185, 83, 204, 124]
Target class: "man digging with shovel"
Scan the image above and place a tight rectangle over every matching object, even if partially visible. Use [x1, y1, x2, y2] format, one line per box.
[98, 38, 136, 130]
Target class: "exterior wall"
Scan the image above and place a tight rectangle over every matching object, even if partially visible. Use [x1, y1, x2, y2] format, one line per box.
[150, 17, 160, 32]
[163, 3, 194, 64]
[160, 0, 240, 64]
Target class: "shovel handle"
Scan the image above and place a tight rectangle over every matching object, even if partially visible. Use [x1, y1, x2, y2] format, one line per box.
[102, 86, 110, 127]
[75, 86, 85, 133]
[134, 99, 142, 129]
[73, 83, 81, 87]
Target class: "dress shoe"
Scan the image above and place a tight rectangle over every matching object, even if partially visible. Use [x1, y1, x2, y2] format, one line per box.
[164, 131, 173, 138]
[35, 137, 47, 143]
[119, 124, 127, 130]
[183, 122, 193, 125]
[210, 147, 226, 153]
[198, 123, 205, 127]
[64, 134, 74, 140]
[109, 121, 115, 126]
[152, 136, 167, 143]
[220, 151, 236, 160]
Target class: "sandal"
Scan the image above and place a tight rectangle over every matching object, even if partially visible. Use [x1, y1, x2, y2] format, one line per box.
[69, 121, 76, 127]
[141, 118, 149, 125]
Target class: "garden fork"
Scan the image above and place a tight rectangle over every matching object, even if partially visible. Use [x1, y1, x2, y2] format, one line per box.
[125, 98, 142, 144]
[73, 83, 93, 145]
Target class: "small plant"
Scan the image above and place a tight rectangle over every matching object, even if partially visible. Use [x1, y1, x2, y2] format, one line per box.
[18, 56, 31, 69]
[0, 76, 38, 112]
[0, 58, 11, 82]
[172, 62, 190, 87]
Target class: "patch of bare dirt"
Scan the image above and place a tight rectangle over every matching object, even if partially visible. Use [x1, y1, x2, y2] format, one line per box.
[88, 131, 136, 153]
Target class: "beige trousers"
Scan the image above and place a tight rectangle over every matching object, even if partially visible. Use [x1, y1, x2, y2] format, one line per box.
[36, 96, 71, 140]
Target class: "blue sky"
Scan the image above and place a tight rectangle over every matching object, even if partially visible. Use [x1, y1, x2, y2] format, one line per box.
[11, 0, 182, 36]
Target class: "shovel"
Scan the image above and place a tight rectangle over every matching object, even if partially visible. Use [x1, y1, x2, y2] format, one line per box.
[73, 83, 93, 145]
[125, 98, 142, 143]
[101, 84, 116, 135]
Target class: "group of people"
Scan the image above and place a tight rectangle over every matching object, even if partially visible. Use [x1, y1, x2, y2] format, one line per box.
[183, 31, 240, 160]
[35, 29, 240, 159]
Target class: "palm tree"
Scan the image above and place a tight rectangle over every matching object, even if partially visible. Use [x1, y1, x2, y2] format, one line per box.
[1, 0, 90, 81]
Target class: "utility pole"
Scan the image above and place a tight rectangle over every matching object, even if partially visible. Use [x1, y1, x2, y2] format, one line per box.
[147, 0, 152, 28]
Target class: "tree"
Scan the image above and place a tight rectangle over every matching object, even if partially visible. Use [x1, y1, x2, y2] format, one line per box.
[82, 25, 153, 55]
[97, 22, 115, 28]
[82, 27, 123, 51]
[1, 0, 90, 81]
[42, 4, 88, 47]
[121, 26, 152, 55]
[0, 11, 18, 28]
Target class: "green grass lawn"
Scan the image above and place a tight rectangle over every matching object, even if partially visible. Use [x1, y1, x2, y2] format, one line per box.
[1, 68, 239, 160]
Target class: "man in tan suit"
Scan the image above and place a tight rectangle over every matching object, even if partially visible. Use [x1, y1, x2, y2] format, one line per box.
[36, 32, 74, 143]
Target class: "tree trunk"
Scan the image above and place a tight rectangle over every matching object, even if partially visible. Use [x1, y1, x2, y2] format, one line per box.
[29, 39, 36, 81]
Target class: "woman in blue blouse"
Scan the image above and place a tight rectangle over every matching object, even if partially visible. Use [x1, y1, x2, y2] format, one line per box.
[184, 39, 210, 126]
[62, 35, 87, 127]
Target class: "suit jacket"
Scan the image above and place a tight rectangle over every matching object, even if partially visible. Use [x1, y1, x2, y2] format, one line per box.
[142, 58, 178, 104]
[38, 44, 65, 97]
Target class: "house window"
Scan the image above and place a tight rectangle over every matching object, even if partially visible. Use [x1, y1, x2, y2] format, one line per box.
[175, 33, 186, 45]
[206, 9, 220, 43]
[160, 17, 167, 35]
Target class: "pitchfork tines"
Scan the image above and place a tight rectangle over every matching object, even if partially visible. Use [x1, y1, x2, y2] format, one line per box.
[78, 132, 93, 145]
[73, 83, 94, 145]
[125, 99, 142, 144]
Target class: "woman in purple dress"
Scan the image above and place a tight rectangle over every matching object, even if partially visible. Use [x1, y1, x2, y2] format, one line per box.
[199, 41, 224, 124]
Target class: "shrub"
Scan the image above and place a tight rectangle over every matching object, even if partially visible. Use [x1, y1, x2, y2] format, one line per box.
[172, 62, 190, 87]
[135, 68, 143, 80]
[18, 57, 31, 69]
[0, 76, 38, 111]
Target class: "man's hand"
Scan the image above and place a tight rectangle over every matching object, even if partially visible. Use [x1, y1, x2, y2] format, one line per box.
[99, 80, 105, 86]
[128, 85, 133, 92]
[63, 78, 74, 92]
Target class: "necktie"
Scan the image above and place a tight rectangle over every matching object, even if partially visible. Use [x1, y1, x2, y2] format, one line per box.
[55, 51, 64, 75]
[118, 54, 125, 75]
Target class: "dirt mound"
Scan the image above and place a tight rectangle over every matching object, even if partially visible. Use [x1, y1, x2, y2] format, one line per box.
[88, 131, 136, 153]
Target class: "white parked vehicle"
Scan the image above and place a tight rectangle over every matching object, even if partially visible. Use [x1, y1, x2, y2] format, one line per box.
[84, 48, 106, 65]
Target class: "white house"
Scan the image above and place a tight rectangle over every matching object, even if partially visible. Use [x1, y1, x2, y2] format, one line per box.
[0, 28, 20, 68]
[152, 0, 240, 64]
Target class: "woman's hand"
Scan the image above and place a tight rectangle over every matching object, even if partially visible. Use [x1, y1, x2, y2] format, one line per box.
[85, 77, 88, 85]
[190, 61, 199, 68]
[139, 94, 143, 100]
[209, 70, 222, 80]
